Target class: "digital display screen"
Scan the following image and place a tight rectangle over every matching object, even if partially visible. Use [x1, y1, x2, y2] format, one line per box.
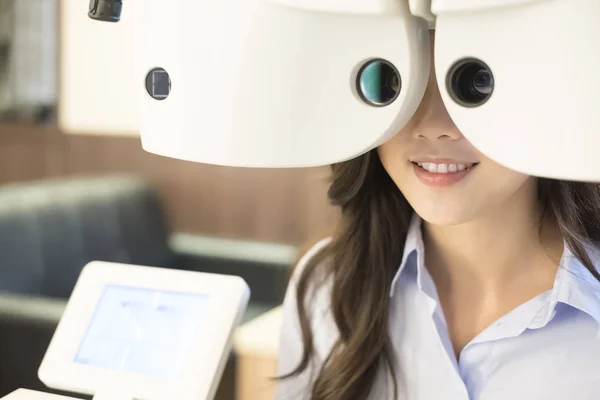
[74, 285, 209, 379]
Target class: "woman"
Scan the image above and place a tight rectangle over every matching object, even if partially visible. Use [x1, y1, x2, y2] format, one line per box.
[275, 30, 600, 400]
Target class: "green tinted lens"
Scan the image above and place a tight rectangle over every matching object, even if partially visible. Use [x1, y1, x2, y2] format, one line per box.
[358, 60, 401, 106]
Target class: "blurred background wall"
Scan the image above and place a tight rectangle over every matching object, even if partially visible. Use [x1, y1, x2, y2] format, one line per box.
[0, 0, 337, 246]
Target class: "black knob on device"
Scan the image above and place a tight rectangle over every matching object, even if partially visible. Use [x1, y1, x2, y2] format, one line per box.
[88, 0, 123, 22]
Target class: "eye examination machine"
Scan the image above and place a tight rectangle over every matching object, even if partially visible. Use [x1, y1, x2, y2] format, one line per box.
[3, 0, 600, 399]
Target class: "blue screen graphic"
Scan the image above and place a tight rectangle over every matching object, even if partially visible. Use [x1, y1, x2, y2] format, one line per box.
[74, 285, 209, 379]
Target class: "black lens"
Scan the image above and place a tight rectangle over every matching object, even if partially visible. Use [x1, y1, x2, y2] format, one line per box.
[447, 59, 494, 107]
[89, 0, 123, 22]
[473, 70, 493, 95]
[357, 59, 401, 107]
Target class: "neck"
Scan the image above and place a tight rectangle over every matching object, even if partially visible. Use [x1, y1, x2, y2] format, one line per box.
[422, 179, 563, 290]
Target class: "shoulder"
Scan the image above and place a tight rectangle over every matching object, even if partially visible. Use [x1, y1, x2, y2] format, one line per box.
[281, 236, 338, 356]
[564, 240, 600, 287]
[275, 237, 335, 398]
[290, 236, 333, 286]
[286, 236, 334, 316]
[559, 241, 600, 325]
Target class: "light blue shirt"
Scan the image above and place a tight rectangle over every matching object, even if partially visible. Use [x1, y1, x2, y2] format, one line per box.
[276, 214, 600, 400]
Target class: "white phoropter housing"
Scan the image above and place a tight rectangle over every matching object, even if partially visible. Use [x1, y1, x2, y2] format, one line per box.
[83, 0, 599, 181]
[36, 261, 249, 400]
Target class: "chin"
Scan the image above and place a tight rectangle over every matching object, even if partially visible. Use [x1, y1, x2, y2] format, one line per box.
[411, 201, 479, 227]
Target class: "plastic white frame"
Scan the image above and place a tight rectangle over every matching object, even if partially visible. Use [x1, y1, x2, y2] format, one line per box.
[38, 261, 250, 400]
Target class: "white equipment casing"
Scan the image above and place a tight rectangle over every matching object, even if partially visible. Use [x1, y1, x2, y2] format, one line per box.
[60, 0, 600, 180]
[139, 0, 430, 167]
[434, 0, 600, 181]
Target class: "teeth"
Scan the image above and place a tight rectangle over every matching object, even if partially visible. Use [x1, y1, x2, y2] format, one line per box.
[415, 162, 475, 173]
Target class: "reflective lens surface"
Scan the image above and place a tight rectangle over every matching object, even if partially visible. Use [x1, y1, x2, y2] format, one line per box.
[357, 59, 401, 107]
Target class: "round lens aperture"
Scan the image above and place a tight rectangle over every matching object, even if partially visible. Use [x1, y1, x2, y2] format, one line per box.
[447, 59, 494, 107]
[145, 67, 171, 100]
[357, 59, 401, 107]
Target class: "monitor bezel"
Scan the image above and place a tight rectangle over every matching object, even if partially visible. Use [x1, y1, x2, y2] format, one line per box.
[38, 261, 249, 400]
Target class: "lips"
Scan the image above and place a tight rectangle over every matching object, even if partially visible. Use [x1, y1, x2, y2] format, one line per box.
[411, 159, 479, 187]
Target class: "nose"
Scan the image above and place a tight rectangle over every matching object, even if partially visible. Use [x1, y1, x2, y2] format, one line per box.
[411, 80, 464, 142]
[413, 122, 462, 142]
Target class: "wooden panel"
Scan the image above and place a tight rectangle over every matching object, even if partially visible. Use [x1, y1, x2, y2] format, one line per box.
[0, 123, 336, 245]
[234, 307, 282, 400]
[0, 122, 64, 183]
[60, 134, 336, 243]
[0, 142, 48, 182]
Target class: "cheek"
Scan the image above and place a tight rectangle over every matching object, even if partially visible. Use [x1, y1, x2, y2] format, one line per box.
[479, 165, 533, 203]
[378, 144, 419, 204]
[477, 154, 529, 184]
[377, 146, 412, 193]
[377, 134, 411, 175]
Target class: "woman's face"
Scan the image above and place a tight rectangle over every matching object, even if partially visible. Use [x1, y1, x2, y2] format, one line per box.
[377, 32, 535, 226]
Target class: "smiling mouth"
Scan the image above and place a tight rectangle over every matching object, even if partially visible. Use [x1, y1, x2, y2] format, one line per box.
[411, 161, 480, 173]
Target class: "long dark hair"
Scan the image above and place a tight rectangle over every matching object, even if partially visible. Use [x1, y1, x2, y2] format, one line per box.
[278, 148, 600, 400]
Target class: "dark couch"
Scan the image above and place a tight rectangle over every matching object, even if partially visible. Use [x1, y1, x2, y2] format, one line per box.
[0, 175, 296, 399]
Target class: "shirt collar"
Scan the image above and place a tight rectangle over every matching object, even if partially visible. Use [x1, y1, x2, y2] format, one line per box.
[529, 242, 600, 329]
[389, 213, 600, 327]
[389, 213, 423, 297]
